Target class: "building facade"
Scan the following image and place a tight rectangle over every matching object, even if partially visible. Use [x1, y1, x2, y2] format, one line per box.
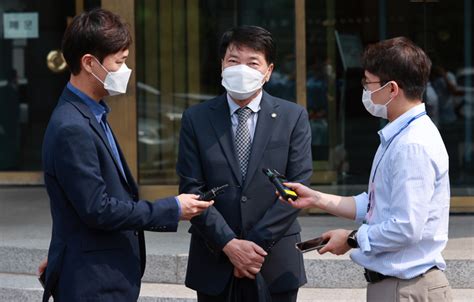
[0, 0, 472, 210]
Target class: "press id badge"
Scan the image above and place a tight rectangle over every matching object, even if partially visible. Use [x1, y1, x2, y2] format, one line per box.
[364, 181, 376, 223]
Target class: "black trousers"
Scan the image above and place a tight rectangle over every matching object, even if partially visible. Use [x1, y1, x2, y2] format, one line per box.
[197, 277, 298, 302]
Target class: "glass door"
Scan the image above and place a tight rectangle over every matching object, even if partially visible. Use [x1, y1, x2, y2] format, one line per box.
[135, 0, 298, 185]
[0, 0, 99, 183]
[305, 0, 473, 198]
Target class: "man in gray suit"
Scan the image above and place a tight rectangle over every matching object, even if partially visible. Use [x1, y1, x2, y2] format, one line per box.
[177, 26, 312, 302]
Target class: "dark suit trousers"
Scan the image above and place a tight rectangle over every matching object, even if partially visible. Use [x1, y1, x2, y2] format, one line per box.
[197, 278, 298, 302]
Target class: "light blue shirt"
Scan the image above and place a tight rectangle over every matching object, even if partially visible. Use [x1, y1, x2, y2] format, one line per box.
[351, 103, 450, 279]
[227, 91, 262, 141]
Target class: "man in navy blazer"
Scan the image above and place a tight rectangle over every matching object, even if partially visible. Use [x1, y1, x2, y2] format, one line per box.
[39, 9, 212, 302]
[177, 26, 313, 302]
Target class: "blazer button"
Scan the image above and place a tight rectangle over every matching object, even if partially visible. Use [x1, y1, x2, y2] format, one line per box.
[241, 196, 248, 203]
[134, 231, 139, 236]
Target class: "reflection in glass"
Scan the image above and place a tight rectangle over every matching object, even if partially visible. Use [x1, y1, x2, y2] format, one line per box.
[0, 0, 75, 171]
[136, 0, 295, 184]
[305, 0, 473, 192]
[0, 69, 20, 169]
[135, 0, 472, 194]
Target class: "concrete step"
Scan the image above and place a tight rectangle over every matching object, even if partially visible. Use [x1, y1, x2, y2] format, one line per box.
[1, 273, 474, 302]
[1, 188, 473, 289]
[0, 272, 196, 302]
[1, 245, 472, 289]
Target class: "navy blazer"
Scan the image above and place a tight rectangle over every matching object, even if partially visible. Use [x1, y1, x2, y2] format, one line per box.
[177, 91, 313, 295]
[41, 86, 179, 302]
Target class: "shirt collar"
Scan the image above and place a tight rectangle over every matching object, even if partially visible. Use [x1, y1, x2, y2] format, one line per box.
[67, 82, 110, 123]
[378, 103, 426, 145]
[227, 91, 263, 116]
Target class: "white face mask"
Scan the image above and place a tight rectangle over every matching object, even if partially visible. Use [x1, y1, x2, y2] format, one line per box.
[221, 64, 268, 100]
[361, 81, 394, 119]
[91, 58, 132, 96]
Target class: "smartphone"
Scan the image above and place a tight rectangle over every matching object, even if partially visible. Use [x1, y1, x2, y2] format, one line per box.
[295, 236, 328, 253]
[38, 272, 46, 289]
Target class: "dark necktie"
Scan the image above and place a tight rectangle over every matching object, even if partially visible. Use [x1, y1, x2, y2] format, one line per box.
[235, 107, 253, 180]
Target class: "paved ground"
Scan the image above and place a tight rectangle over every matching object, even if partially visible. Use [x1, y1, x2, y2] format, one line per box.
[0, 186, 473, 301]
[1, 187, 472, 259]
[1, 273, 473, 302]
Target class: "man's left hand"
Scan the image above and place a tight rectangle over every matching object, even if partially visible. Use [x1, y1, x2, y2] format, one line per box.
[38, 257, 48, 276]
[233, 267, 246, 278]
[318, 229, 352, 255]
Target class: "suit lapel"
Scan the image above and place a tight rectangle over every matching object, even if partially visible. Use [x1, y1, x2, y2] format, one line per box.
[243, 92, 278, 190]
[62, 88, 132, 189]
[209, 95, 243, 186]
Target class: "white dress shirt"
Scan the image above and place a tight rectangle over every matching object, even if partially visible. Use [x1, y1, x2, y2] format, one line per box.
[351, 103, 450, 279]
[227, 91, 262, 141]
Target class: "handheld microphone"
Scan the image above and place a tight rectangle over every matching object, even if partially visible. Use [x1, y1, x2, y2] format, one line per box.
[199, 184, 229, 201]
[262, 168, 298, 201]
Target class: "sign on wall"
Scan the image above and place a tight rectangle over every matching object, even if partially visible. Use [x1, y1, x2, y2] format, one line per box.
[335, 31, 363, 71]
[3, 12, 39, 39]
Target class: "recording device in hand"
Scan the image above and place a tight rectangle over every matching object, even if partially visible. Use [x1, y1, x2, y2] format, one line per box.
[198, 184, 229, 201]
[262, 168, 298, 201]
[296, 236, 329, 253]
[38, 272, 46, 288]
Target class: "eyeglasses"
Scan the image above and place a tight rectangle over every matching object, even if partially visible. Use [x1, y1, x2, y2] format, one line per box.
[361, 78, 382, 90]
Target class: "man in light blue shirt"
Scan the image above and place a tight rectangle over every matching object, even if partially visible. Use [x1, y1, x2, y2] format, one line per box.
[283, 37, 452, 301]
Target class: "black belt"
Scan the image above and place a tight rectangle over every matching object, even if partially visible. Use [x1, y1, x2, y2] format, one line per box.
[364, 269, 391, 283]
[364, 266, 438, 283]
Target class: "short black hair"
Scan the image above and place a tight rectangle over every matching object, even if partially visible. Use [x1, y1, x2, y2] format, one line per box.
[361, 37, 431, 100]
[219, 25, 276, 65]
[62, 8, 132, 75]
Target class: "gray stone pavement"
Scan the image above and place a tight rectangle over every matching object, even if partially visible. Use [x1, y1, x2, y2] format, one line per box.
[0, 187, 473, 291]
[1, 187, 472, 257]
[1, 187, 473, 254]
[1, 273, 473, 302]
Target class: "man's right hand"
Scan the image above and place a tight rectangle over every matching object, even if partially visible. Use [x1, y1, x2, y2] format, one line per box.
[278, 182, 319, 209]
[223, 239, 267, 279]
[177, 194, 214, 220]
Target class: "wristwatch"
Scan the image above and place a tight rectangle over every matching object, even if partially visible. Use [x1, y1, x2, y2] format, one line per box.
[347, 230, 359, 248]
